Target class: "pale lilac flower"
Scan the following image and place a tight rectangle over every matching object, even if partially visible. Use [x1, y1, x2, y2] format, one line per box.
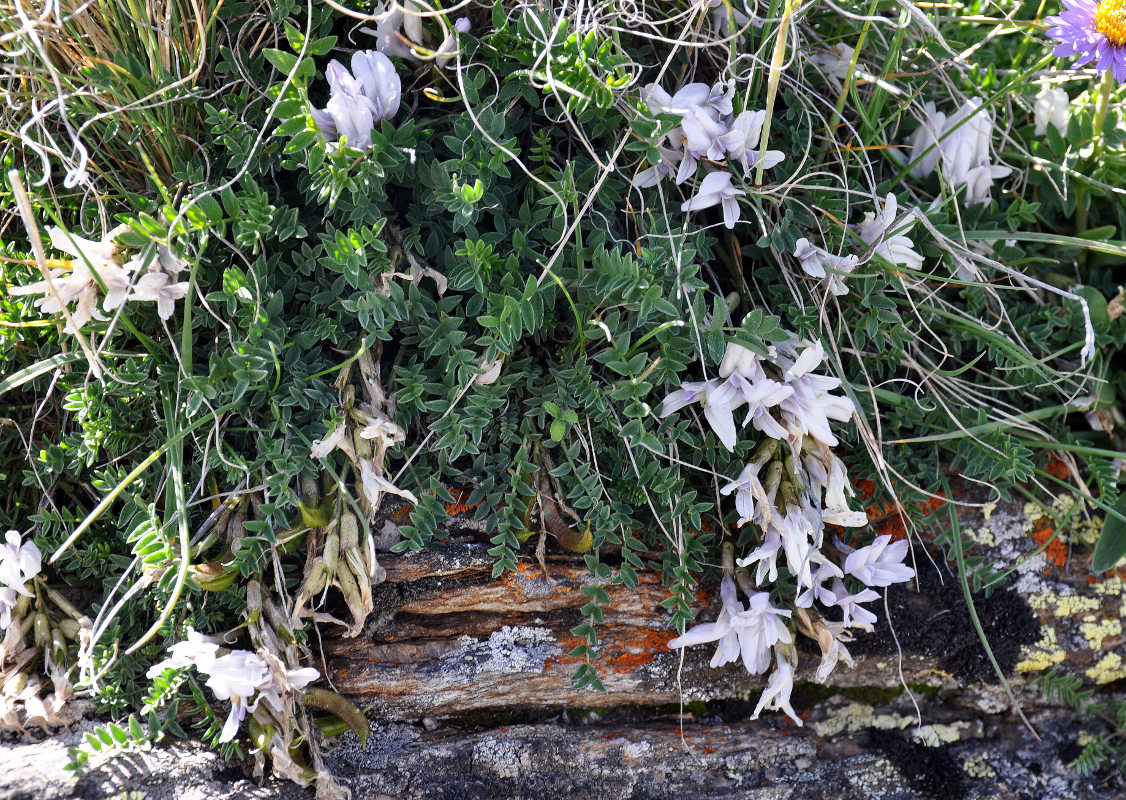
[829, 578, 880, 628]
[793, 238, 859, 296]
[907, 99, 1011, 206]
[738, 592, 794, 675]
[313, 51, 401, 150]
[795, 558, 844, 608]
[1034, 87, 1070, 137]
[776, 506, 818, 592]
[667, 577, 792, 676]
[779, 373, 855, 448]
[0, 531, 41, 597]
[1047, 0, 1126, 83]
[129, 271, 189, 320]
[8, 226, 125, 333]
[678, 106, 729, 178]
[855, 194, 924, 270]
[435, 17, 471, 67]
[659, 376, 746, 451]
[0, 586, 17, 630]
[681, 171, 746, 229]
[737, 529, 782, 585]
[812, 43, 858, 82]
[631, 146, 683, 188]
[751, 650, 801, 725]
[709, 0, 751, 30]
[205, 651, 271, 743]
[146, 629, 220, 678]
[256, 666, 321, 714]
[719, 110, 785, 176]
[368, 3, 423, 60]
[721, 460, 770, 526]
[641, 82, 712, 116]
[844, 534, 915, 587]
[666, 575, 746, 668]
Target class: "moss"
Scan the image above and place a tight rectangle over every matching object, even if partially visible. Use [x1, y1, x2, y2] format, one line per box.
[839, 685, 905, 704]
[654, 700, 708, 717]
[906, 682, 941, 700]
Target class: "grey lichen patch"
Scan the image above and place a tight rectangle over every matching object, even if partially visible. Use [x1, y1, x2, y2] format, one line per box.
[449, 625, 561, 676]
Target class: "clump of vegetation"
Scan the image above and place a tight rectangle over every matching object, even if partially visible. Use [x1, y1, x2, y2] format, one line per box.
[1, 0, 1125, 790]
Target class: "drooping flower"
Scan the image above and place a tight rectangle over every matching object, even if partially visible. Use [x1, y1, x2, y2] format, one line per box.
[751, 650, 802, 725]
[0, 587, 18, 631]
[312, 50, 401, 150]
[719, 110, 785, 176]
[843, 534, 915, 587]
[829, 579, 880, 629]
[855, 194, 925, 270]
[367, 2, 424, 61]
[659, 376, 747, 451]
[1033, 87, 1071, 136]
[1047, 0, 1126, 83]
[811, 43, 859, 82]
[907, 99, 1011, 206]
[434, 16, 472, 67]
[145, 628, 220, 678]
[793, 238, 860, 296]
[205, 651, 272, 743]
[8, 226, 127, 333]
[0, 531, 41, 597]
[682, 171, 746, 229]
[667, 577, 792, 676]
[721, 460, 770, 526]
[130, 271, 189, 321]
[666, 575, 746, 669]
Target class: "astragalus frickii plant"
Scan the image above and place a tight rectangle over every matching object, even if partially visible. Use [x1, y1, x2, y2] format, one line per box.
[3, 0, 1126, 791]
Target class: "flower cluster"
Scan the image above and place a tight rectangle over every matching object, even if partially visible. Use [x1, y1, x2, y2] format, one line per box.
[791, 193, 925, 297]
[660, 338, 854, 453]
[631, 79, 784, 228]
[907, 99, 1012, 206]
[8, 227, 190, 332]
[1047, 0, 1126, 83]
[311, 50, 401, 151]
[148, 630, 319, 743]
[663, 340, 915, 723]
[0, 531, 41, 631]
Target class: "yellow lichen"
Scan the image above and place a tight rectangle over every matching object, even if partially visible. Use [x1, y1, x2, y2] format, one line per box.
[1086, 653, 1126, 684]
[1016, 626, 1067, 672]
[913, 722, 969, 747]
[1051, 593, 1102, 617]
[981, 501, 998, 521]
[872, 713, 913, 730]
[1079, 617, 1121, 650]
[963, 756, 997, 778]
[1093, 575, 1123, 597]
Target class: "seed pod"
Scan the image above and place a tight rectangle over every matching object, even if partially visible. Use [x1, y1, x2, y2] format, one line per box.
[33, 613, 51, 648]
[51, 628, 67, 661]
[338, 512, 360, 552]
[300, 558, 328, 598]
[57, 618, 80, 640]
[2, 671, 28, 697]
[323, 532, 340, 575]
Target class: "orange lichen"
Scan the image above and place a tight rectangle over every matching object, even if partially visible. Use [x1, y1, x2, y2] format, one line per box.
[546, 629, 676, 674]
[444, 486, 482, 517]
[1030, 515, 1068, 569]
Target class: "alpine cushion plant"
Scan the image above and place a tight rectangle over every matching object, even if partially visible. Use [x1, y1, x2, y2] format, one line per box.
[2, 0, 1126, 791]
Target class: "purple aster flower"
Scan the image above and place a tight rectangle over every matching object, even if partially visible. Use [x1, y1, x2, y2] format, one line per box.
[1047, 0, 1126, 83]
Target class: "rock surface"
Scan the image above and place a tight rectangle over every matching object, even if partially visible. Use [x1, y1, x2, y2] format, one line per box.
[2, 495, 1124, 799]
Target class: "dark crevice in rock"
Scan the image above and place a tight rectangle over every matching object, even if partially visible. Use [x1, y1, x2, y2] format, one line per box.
[850, 548, 1040, 684]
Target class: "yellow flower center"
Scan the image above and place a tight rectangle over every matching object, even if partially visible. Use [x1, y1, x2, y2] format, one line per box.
[1096, 0, 1126, 47]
